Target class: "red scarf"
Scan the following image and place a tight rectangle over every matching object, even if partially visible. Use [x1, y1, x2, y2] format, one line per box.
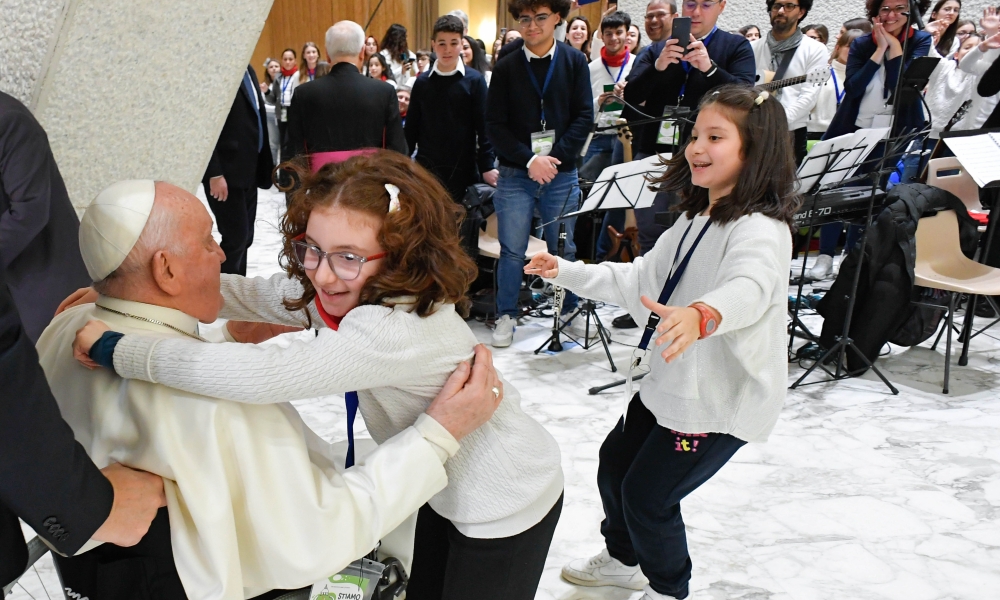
[281, 66, 298, 78]
[314, 297, 345, 330]
[600, 46, 628, 68]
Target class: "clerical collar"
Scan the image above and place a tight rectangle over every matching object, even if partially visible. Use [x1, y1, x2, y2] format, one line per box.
[96, 295, 203, 340]
[523, 39, 557, 60]
[432, 60, 466, 77]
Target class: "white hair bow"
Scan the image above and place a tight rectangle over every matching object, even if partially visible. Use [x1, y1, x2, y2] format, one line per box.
[385, 183, 401, 214]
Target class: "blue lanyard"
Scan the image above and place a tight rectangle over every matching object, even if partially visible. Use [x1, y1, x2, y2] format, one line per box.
[522, 44, 559, 129]
[679, 26, 718, 102]
[281, 76, 292, 106]
[638, 218, 712, 351]
[603, 51, 630, 83]
[345, 391, 359, 468]
[831, 67, 844, 106]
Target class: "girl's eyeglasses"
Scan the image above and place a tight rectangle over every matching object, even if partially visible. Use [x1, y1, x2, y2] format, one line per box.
[291, 240, 385, 281]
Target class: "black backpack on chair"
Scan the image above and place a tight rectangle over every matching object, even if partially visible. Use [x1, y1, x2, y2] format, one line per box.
[460, 184, 496, 260]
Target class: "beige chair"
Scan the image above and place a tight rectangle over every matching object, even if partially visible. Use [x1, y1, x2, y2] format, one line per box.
[477, 214, 550, 318]
[478, 213, 548, 259]
[926, 157, 983, 213]
[914, 210, 1000, 393]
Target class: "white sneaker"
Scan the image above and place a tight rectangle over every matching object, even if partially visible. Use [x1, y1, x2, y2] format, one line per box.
[807, 254, 833, 281]
[639, 584, 678, 599]
[561, 548, 648, 590]
[565, 315, 604, 341]
[492, 315, 515, 348]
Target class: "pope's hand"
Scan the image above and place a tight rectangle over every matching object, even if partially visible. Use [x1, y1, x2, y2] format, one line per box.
[226, 320, 304, 344]
[73, 320, 112, 370]
[425, 344, 503, 441]
[56, 286, 99, 316]
[524, 252, 559, 278]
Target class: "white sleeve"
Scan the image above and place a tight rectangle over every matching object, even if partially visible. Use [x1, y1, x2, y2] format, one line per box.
[694, 217, 790, 336]
[113, 306, 422, 403]
[218, 273, 321, 328]
[782, 45, 831, 125]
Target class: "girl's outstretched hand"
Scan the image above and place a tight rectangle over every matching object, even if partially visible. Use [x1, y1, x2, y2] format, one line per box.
[640, 296, 701, 363]
[524, 252, 559, 278]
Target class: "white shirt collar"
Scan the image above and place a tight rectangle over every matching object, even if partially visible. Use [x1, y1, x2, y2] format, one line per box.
[432, 60, 466, 77]
[523, 39, 557, 61]
[96, 295, 203, 339]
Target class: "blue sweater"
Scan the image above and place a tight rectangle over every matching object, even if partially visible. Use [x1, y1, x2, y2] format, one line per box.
[823, 31, 932, 140]
[486, 41, 594, 172]
[404, 67, 495, 185]
[623, 30, 756, 155]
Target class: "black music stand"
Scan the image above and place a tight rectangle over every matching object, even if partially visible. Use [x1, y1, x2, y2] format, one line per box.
[790, 126, 931, 394]
[787, 129, 890, 355]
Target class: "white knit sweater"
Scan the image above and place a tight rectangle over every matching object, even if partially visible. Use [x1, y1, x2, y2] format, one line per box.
[113, 274, 564, 538]
[547, 212, 791, 443]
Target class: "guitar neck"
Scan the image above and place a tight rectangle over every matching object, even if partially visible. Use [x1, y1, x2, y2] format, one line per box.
[761, 74, 806, 92]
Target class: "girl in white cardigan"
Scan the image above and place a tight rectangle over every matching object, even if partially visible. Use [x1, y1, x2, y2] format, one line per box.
[74, 152, 563, 600]
[527, 85, 800, 600]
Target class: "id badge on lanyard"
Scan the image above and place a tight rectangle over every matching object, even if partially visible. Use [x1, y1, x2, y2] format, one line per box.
[622, 219, 712, 425]
[657, 106, 680, 146]
[524, 46, 559, 157]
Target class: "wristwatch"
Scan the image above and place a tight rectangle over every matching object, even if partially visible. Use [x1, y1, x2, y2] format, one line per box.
[690, 303, 718, 339]
[705, 60, 719, 77]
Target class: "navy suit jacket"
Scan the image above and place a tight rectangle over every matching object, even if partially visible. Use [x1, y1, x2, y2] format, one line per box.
[824, 31, 932, 140]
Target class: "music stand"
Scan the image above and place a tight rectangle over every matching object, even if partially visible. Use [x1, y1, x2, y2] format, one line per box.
[788, 128, 890, 354]
[534, 154, 669, 370]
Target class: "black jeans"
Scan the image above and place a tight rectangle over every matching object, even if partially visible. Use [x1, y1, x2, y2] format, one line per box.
[598, 394, 745, 599]
[406, 494, 563, 600]
[54, 508, 306, 600]
[204, 182, 258, 276]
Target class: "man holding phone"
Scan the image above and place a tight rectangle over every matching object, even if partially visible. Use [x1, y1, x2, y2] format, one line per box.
[619, 0, 754, 254]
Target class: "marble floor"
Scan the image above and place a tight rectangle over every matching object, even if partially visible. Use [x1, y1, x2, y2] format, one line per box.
[13, 187, 1000, 600]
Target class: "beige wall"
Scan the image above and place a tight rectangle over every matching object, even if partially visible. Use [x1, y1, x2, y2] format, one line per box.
[1, 0, 275, 212]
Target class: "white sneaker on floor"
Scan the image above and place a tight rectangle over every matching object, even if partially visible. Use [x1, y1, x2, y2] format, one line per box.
[639, 584, 679, 599]
[565, 315, 604, 341]
[807, 254, 833, 281]
[561, 548, 648, 590]
[491, 315, 515, 348]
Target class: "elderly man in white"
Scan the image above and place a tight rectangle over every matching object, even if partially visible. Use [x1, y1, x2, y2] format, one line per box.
[36, 180, 502, 600]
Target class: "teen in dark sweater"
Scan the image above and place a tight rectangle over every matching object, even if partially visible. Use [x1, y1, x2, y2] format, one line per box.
[486, 0, 593, 347]
[405, 15, 498, 202]
[622, 0, 755, 254]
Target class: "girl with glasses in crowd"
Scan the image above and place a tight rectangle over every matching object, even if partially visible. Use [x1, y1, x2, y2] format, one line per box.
[71, 152, 565, 600]
[810, 0, 932, 281]
[528, 85, 799, 600]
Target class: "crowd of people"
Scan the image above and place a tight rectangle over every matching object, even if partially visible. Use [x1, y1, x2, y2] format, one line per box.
[3, 0, 1000, 600]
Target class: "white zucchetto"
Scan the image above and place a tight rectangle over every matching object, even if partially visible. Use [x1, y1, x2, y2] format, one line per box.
[79, 180, 156, 281]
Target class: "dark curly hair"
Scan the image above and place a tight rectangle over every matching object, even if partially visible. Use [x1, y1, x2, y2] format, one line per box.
[652, 85, 802, 226]
[508, 0, 573, 20]
[278, 151, 478, 322]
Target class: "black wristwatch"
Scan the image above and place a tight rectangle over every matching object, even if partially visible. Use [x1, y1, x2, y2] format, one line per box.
[705, 60, 719, 77]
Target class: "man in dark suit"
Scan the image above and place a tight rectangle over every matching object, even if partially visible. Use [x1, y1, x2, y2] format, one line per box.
[0, 91, 92, 342]
[286, 20, 408, 165]
[0, 266, 165, 592]
[202, 65, 274, 276]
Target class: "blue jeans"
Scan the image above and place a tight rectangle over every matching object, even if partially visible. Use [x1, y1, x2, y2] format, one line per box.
[818, 221, 863, 257]
[495, 166, 580, 317]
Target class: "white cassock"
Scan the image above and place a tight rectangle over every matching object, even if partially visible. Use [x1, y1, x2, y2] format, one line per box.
[36, 296, 454, 600]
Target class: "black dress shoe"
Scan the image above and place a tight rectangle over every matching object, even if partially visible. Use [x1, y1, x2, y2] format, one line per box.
[612, 314, 638, 329]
